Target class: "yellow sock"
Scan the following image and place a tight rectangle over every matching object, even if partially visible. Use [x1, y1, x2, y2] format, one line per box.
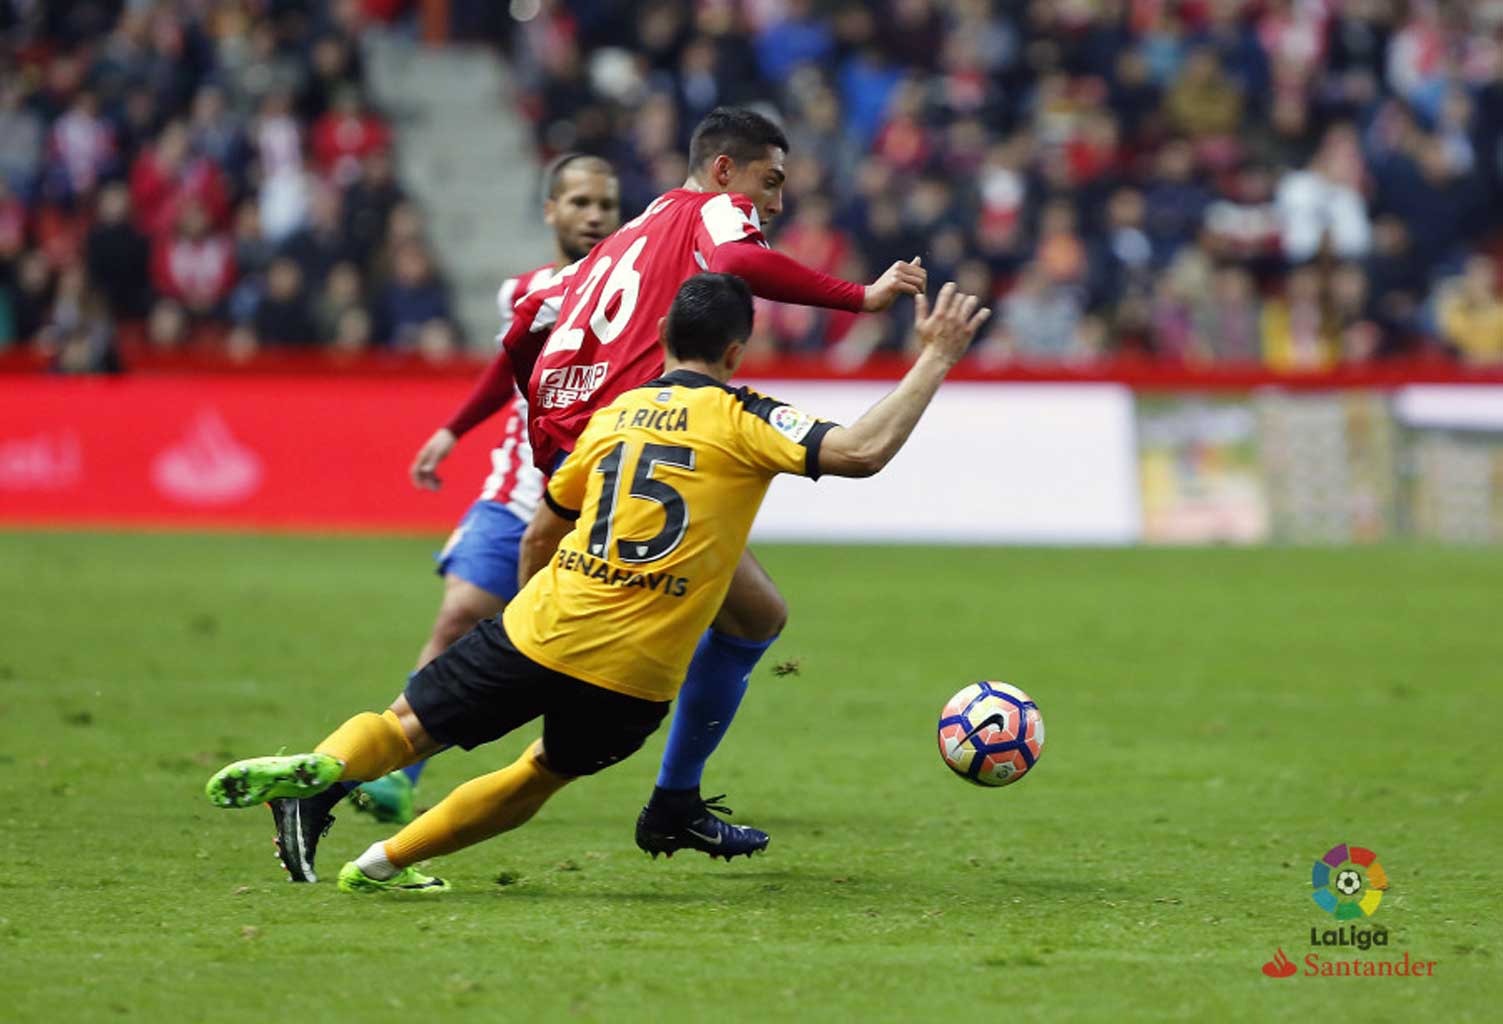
[314, 710, 415, 782]
[384, 741, 568, 867]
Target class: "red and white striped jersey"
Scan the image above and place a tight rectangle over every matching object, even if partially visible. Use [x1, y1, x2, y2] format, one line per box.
[494, 264, 557, 348]
[477, 263, 554, 519]
[507, 189, 767, 471]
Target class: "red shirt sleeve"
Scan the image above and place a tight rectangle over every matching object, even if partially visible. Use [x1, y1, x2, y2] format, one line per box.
[444, 346, 515, 438]
[708, 241, 866, 312]
[692, 192, 766, 263]
[446, 268, 571, 437]
[501, 273, 572, 395]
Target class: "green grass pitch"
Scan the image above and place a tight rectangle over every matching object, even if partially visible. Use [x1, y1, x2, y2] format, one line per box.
[1, 532, 1499, 1022]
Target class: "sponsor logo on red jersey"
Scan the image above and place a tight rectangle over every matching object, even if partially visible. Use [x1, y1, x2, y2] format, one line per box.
[537, 361, 611, 410]
[519, 189, 764, 470]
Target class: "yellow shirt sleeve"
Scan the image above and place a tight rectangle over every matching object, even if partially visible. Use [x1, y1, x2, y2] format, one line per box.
[728, 387, 836, 479]
[544, 429, 594, 520]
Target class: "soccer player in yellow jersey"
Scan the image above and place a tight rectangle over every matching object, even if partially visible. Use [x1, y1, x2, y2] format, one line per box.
[205, 274, 991, 893]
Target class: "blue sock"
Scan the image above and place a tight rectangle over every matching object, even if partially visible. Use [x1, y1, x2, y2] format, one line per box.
[402, 760, 426, 785]
[655, 629, 776, 790]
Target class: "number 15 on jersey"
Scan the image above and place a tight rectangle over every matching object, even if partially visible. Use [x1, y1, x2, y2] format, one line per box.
[586, 441, 696, 565]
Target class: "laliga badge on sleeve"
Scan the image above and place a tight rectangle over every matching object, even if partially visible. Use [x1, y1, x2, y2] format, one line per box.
[769, 406, 816, 443]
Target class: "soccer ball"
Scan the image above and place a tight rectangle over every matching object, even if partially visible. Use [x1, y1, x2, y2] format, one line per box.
[937, 681, 1045, 787]
[1335, 869, 1363, 896]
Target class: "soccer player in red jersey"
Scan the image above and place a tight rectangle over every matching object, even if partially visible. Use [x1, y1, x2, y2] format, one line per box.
[484, 109, 927, 859]
[505, 112, 924, 473]
[411, 155, 620, 666]
[266, 156, 620, 882]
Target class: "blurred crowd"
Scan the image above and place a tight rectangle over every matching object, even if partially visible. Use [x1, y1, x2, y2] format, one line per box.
[11, 0, 1503, 373]
[511, 0, 1503, 368]
[0, 0, 459, 372]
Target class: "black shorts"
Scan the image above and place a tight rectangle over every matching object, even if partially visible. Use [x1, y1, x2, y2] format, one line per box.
[404, 616, 669, 777]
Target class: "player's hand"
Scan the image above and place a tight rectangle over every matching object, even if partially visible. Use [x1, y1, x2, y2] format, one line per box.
[862, 256, 926, 312]
[410, 427, 457, 491]
[913, 282, 992, 367]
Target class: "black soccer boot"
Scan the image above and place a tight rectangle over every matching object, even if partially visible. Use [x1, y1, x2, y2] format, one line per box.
[635, 788, 769, 861]
[269, 795, 337, 883]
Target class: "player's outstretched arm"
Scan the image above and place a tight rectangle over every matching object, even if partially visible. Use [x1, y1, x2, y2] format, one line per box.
[860, 256, 927, 312]
[707, 244, 925, 313]
[818, 282, 990, 478]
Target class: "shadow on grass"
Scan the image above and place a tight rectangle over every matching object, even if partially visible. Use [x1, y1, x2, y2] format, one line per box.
[376, 866, 1113, 908]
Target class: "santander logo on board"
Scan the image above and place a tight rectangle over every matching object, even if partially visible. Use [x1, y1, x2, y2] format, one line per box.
[151, 409, 263, 505]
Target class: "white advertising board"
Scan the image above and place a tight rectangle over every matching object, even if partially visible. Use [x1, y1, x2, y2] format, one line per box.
[742, 381, 1141, 544]
[1394, 386, 1503, 431]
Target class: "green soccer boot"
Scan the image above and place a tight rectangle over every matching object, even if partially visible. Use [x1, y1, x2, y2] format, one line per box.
[350, 770, 416, 825]
[205, 753, 343, 808]
[337, 861, 449, 894]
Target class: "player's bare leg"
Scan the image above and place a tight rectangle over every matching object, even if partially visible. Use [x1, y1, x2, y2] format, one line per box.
[636, 548, 785, 859]
[416, 575, 506, 668]
[357, 574, 503, 820]
[355, 576, 506, 823]
[711, 549, 789, 643]
[383, 694, 443, 754]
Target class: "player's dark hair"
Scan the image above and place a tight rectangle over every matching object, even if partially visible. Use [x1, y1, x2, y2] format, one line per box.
[688, 108, 789, 172]
[665, 273, 755, 362]
[544, 153, 614, 200]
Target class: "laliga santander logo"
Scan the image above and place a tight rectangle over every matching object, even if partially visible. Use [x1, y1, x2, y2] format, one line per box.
[1311, 842, 1387, 919]
[1259, 841, 1435, 981]
[151, 409, 263, 505]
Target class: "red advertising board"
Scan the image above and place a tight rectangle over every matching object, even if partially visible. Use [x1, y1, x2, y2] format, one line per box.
[0, 376, 489, 531]
[6, 367, 1503, 536]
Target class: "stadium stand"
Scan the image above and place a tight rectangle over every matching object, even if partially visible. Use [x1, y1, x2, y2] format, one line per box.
[0, 0, 458, 372]
[5, 1, 1503, 373]
[510, 0, 1503, 368]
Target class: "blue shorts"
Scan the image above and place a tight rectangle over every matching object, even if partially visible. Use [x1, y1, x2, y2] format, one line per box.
[434, 500, 530, 601]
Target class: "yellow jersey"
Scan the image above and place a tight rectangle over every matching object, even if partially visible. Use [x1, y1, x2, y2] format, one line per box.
[502, 369, 833, 702]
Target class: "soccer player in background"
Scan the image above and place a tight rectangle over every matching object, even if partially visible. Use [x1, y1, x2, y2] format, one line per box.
[206, 273, 991, 893]
[448, 107, 927, 862]
[268, 156, 620, 883]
